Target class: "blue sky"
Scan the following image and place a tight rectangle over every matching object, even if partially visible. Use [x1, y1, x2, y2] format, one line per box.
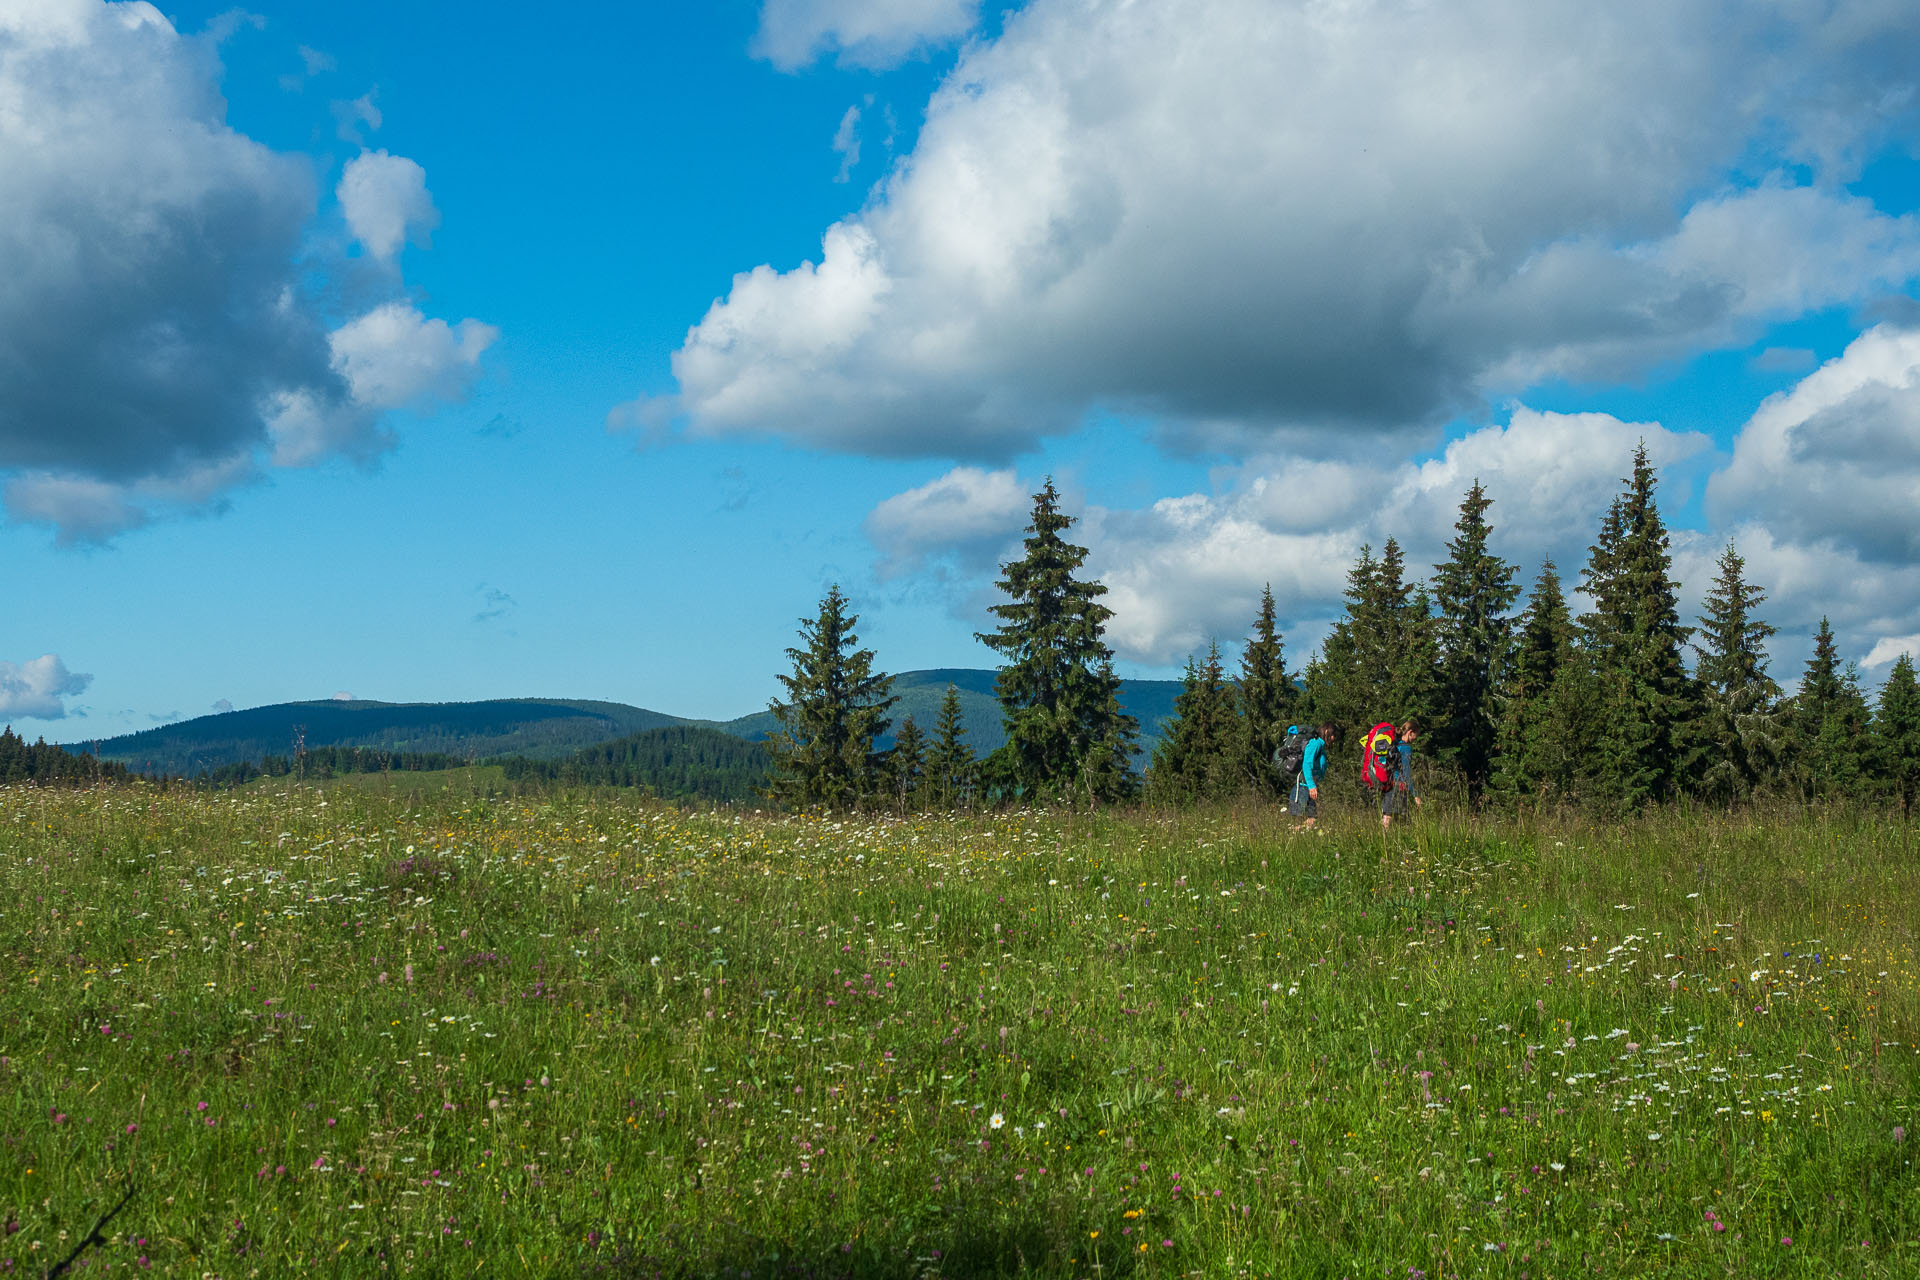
[4, 0, 1920, 740]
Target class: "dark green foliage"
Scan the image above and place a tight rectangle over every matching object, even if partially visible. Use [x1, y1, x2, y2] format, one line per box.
[500, 727, 771, 804]
[976, 480, 1137, 803]
[923, 684, 978, 809]
[766, 585, 896, 810]
[1236, 585, 1295, 797]
[1578, 445, 1699, 808]
[886, 715, 927, 808]
[201, 745, 469, 787]
[1874, 653, 1920, 819]
[1693, 542, 1783, 806]
[1491, 560, 1593, 802]
[1432, 481, 1518, 803]
[1300, 538, 1438, 744]
[1080, 659, 1142, 805]
[1148, 642, 1240, 804]
[0, 727, 134, 785]
[1787, 618, 1871, 802]
[94, 698, 682, 774]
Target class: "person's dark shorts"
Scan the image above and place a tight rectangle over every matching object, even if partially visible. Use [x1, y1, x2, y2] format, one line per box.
[1290, 783, 1316, 817]
[1382, 787, 1411, 816]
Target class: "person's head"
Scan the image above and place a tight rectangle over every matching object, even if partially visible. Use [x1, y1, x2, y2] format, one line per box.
[1315, 722, 1335, 742]
[1399, 720, 1418, 742]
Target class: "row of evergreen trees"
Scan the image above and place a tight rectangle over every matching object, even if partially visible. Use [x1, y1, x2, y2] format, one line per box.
[765, 482, 1138, 809]
[768, 451, 1920, 815]
[0, 727, 135, 786]
[1146, 446, 1920, 815]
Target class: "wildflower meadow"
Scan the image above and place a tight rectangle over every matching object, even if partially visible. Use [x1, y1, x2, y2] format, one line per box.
[1, 780, 1915, 1277]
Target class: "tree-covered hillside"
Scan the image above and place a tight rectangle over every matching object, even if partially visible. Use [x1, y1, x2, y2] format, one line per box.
[92, 699, 683, 775]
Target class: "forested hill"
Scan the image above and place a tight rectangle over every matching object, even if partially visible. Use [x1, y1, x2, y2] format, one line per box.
[90, 698, 683, 775]
[86, 671, 1187, 777]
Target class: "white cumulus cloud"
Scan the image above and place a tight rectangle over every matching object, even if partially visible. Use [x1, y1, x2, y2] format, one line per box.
[865, 465, 1030, 576]
[0, 654, 92, 720]
[753, 0, 980, 71]
[337, 149, 439, 262]
[671, 0, 1920, 459]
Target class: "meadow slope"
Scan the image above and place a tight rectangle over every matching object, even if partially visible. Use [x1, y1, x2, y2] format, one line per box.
[0, 784, 1915, 1277]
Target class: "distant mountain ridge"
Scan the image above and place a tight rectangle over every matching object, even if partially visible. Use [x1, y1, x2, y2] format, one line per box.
[87, 670, 1185, 776]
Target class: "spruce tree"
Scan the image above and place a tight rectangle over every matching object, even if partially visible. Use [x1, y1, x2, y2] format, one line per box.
[1578, 445, 1698, 807]
[1149, 642, 1240, 804]
[924, 683, 977, 810]
[1081, 658, 1142, 805]
[888, 714, 927, 809]
[1693, 541, 1782, 805]
[1788, 618, 1870, 801]
[765, 585, 896, 810]
[1492, 560, 1588, 801]
[1300, 545, 1379, 736]
[1432, 481, 1518, 803]
[1236, 585, 1294, 796]
[977, 480, 1137, 803]
[1874, 652, 1920, 819]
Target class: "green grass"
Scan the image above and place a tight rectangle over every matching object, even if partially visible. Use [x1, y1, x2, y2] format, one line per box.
[1, 784, 1915, 1277]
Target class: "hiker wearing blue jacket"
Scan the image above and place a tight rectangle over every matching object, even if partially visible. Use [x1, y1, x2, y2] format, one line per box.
[1291, 723, 1334, 830]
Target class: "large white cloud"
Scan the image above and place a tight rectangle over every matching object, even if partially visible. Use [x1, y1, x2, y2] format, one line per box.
[753, 0, 980, 71]
[0, 0, 494, 543]
[1709, 325, 1920, 565]
[0, 654, 92, 720]
[669, 0, 1920, 458]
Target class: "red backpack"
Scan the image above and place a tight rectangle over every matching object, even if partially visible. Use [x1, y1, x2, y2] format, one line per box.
[1361, 722, 1397, 792]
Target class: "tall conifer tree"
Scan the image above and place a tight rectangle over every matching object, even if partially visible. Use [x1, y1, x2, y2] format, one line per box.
[1432, 481, 1518, 801]
[924, 683, 977, 810]
[1788, 618, 1870, 801]
[1693, 542, 1782, 805]
[765, 586, 896, 809]
[1874, 653, 1920, 819]
[1492, 560, 1589, 800]
[1149, 642, 1240, 804]
[977, 480, 1137, 803]
[1236, 585, 1294, 796]
[888, 714, 927, 809]
[1578, 445, 1698, 807]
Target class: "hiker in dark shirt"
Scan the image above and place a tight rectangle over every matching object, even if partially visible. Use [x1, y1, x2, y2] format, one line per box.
[1380, 720, 1421, 830]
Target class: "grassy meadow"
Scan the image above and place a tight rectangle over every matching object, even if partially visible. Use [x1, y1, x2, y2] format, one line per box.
[0, 780, 1916, 1278]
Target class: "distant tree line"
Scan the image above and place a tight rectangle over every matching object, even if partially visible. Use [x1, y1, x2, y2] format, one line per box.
[197, 745, 471, 787]
[0, 727, 135, 786]
[500, 726, 769, 804]
[768, 455, 1920, 816]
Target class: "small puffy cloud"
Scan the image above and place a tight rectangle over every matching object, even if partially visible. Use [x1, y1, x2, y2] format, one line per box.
[267, 303, 496, 467]
[0, 654, 92, 720]
[753, 0, 980, 71]
[832, 104, 862, 183]
[211, 698, 235, 713]
[1865, 636, 1920, 669]
[1709, 325, 1920, 565]
[331, 690, 355, 702]
[676, 0, 1920, 459]
[331, 89, 381, 143]
[337, 149, 439, 262]
[864, 465, 1029, 576]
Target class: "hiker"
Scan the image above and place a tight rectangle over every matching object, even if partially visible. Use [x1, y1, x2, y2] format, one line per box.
[1381, 719, 1421, 830]
[1290, 723, 1333, 830]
